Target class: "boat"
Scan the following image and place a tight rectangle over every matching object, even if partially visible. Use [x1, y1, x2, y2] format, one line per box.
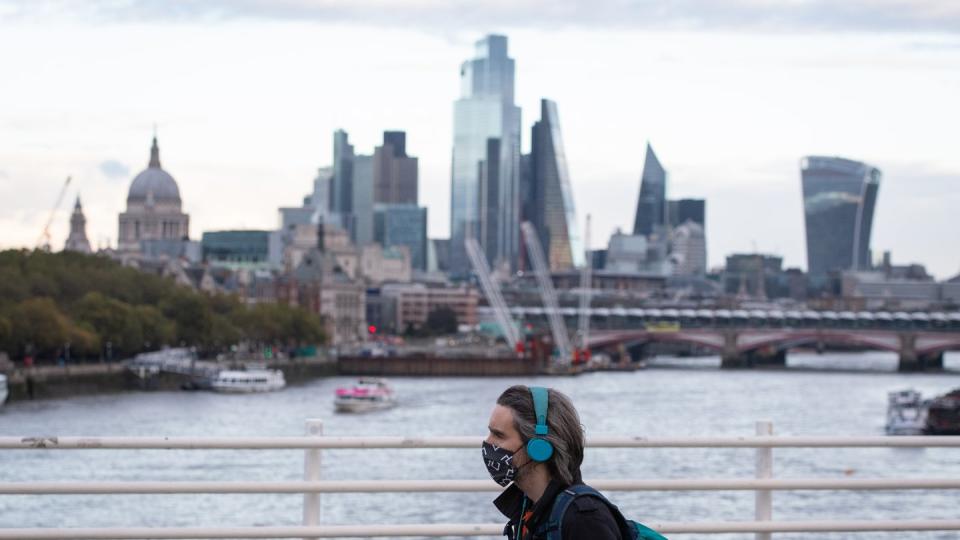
[926, 388, 960, 435]
[211, 369, 285, 393]
[334, 378, 397, 413]
[0, 374, 7, 406]
[885, 389, 928, 435]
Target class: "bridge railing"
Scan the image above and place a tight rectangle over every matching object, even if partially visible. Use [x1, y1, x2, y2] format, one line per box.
[2, 420, 960, 539]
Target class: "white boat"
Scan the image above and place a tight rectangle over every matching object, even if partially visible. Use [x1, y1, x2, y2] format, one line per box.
[334, 378, 396, 413]
[211, 369, 285, 393]
[0, 374, 7, 406]
[886, 389, 928, 435]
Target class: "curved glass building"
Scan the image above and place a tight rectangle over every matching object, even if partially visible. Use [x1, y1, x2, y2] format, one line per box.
[801, 156, 881, 276]
[528, 99, 584, 270]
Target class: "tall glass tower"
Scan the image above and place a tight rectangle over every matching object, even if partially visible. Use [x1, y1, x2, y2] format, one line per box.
[633, 143, 667, 236]
[529, 99, 583, 270]
[450, 34, 522, 273]
[801, 156, 881, 276]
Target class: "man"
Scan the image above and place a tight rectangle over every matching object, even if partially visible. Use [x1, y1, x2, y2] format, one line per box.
[483, 385, 624, 540]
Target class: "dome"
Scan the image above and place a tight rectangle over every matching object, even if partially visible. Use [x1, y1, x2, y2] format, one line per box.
[127, 137, 181, 205]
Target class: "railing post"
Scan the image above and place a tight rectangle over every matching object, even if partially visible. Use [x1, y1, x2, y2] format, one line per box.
[302, 418, 323, 540]
[755, 420, 773, 540]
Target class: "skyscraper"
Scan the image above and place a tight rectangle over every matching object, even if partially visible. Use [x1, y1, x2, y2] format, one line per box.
[668, 198, 705, 228]
[801, 156, 881, 276]
[351, 154, 374, 246]
[331, 129, 354, 230]
[373, 131, 418, 205]
[450, 34, 522, 273]
[632, 143, 667, 236]
[527, 99, 583, 270]
[374, 204, 428, 271]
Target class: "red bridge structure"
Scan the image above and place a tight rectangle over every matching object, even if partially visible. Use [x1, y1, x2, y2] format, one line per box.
[587, 328, 960, 371]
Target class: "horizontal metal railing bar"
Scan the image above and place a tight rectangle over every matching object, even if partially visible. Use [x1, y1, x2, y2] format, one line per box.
[4, 435, 960, 449]
[3, 477, 960, 494]
[4, 520, 960, 538]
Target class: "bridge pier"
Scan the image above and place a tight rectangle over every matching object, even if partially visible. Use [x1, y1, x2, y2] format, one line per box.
[898, 334, 921, 372]
[721, 331, 746, 368]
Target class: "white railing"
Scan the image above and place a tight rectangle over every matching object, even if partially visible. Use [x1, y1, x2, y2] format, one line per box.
[2, 420, 960, 539]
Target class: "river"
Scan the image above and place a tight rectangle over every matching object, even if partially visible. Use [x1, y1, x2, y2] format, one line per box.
[2, 351, 960, 539]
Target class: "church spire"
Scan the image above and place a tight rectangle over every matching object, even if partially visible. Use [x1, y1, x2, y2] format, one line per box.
[149, 136, 161, 168]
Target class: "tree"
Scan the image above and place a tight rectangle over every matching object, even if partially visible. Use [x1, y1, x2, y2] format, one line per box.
[135, 305, 175, 350]
[11, 298, 70, 356]
[160, 291, 213, 346]
[425, 306, 459, 336]
[73, 292, 143, 356]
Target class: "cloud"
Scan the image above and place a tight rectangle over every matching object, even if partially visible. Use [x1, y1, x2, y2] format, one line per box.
[99, 160, 130, 181]
[3, 0, 960, 34]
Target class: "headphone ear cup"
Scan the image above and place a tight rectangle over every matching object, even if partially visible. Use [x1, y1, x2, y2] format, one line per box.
[526, 437, 554, 462]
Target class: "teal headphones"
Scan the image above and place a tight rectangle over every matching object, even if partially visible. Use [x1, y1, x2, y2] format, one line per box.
[526, 386, 554, 462]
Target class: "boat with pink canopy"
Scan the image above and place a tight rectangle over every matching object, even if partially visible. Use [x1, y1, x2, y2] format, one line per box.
[334, 378, 397, 413]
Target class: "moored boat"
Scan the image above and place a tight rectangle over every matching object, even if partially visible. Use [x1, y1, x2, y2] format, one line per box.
[211, 369, 285, 393]
[926, 388, 960, 435]
[334, 378, 396, 413]
[885, 389, 927, 435]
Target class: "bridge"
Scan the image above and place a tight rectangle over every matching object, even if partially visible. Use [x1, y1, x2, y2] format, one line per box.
[587, 328, 960, 371]
[479, 307, 960, 370]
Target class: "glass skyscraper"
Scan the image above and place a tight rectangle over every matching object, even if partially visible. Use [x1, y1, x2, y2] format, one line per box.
[528, 99, 583, 270]
[801, 156, 881, 276]
[633, 143, 667, 236]
[450, 34, 522, 273]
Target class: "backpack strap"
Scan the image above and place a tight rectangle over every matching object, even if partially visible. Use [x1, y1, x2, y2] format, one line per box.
[539, 484, 628, 540]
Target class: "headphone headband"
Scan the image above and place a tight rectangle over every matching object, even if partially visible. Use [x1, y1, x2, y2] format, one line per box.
[530, 386, 549, 436]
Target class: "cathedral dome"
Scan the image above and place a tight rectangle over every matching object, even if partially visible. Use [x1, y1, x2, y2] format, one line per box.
[127, 137, 181, 205]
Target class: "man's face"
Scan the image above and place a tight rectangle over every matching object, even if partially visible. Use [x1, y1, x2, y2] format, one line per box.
[486, 404, 524, 453]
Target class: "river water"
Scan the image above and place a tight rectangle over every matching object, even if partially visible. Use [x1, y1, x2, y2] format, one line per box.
[2, 351, 960, 539]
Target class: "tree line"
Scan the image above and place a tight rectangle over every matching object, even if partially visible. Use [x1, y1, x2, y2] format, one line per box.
[0, 250, 326, 361]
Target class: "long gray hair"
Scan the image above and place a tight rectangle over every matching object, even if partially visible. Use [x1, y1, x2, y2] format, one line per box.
[496, 385, 584, 486]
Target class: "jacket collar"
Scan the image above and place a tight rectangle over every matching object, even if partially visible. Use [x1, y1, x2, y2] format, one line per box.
[493, 479, 567, 524]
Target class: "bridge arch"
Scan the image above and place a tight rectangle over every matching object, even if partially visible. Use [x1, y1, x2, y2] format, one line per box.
[588, 330, 725, 353]
[736, 331, 901, 355]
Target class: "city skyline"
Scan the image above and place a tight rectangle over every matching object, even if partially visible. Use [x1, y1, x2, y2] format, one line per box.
[2, 4, 959, 277]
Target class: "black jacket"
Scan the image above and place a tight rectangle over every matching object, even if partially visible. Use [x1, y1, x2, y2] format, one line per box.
[494, 480, 623, 540]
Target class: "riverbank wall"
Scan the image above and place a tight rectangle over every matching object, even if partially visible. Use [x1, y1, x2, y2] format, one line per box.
[338, 355, 543, 376]
[3, 356, 337, 403]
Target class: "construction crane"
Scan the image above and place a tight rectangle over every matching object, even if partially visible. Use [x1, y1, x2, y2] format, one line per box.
[36, 176, 72, 252]
[465, 237, 521, 348]
[521, 221, 572, 365]
[576, 214, 593, 362]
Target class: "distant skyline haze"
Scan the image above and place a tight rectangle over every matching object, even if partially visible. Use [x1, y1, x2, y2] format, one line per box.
[1, 1, 958, 277]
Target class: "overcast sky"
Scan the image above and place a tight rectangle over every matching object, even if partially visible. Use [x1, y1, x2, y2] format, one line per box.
[1, 0, 958, 277]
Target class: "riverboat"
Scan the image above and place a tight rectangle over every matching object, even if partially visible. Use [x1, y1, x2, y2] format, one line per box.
[211, 369, 286, 393]
[0, 374, 7, 406]
[334, 378, 396, 413]
[885, 389, 927, 435]
[925, 388, 960, 435]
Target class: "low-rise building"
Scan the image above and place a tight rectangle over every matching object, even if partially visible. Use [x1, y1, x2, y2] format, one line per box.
[381, 283, 479, 333]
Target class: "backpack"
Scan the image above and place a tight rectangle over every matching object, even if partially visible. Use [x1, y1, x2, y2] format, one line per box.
[539, 484, 668, 540]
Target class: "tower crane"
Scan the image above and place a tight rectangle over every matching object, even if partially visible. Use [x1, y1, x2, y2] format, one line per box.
[521, 221, 572, 365]
[465, 237, 521, 348]
[36, 176, 72, 252]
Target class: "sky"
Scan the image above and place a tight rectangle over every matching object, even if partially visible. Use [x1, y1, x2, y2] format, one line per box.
[1, 0, 959, 278]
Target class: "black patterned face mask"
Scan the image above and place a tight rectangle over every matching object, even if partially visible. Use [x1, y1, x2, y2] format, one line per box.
[482, 441, 517, 486]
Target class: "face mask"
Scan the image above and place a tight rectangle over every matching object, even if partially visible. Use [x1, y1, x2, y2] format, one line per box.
[482, 441, 518, 486]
